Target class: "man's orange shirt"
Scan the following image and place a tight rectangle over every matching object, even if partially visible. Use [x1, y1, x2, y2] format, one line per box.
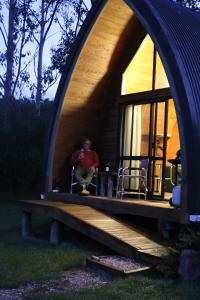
[71, 150, 100, 169]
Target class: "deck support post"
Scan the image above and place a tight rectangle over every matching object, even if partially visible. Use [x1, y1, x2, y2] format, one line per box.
[50, 219, 63, 244]
[158, 219, 171, 239]
[21, 211, 31, 237]
[100, 175, 106, 196]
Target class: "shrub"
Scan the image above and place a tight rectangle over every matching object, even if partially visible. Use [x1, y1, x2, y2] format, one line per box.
[0, 99, 53, 193]
[156, 224, 200, 278]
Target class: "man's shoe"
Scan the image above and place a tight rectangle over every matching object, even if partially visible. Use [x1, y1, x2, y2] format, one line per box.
[79, 185, 90, 195]
[81, 188, 90, 195]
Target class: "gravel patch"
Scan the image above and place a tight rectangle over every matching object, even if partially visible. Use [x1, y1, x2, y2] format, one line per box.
[0, 267, 111, 300]
[92, 255, 146, 271]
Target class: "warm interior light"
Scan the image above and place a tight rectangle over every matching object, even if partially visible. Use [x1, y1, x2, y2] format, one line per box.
[167, 99, 180, 160]
[155, 52, 169, 89]
[121, 35, 169, 95]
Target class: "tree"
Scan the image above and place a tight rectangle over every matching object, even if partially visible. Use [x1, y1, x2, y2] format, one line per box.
[30, 0, 64, 115]
[0, 0, 34, 100]
[50, 0, 91, 73]
[173, 0, 200, 10]
[3, 0, 16, 101]
[0, 0, 93, 104]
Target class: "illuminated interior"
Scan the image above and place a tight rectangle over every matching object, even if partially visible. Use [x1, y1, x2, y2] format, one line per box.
[123, 101, 180, 159]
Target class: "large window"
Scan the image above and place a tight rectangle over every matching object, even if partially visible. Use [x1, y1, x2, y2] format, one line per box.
[121, 35, 169, 95]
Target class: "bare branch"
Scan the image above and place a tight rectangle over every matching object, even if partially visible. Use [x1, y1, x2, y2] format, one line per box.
[0, 25, 8, 47]
[57, 18, 66, 32]
[15, 32, 22, 47]
[43, 1, 62, 41]
[43, 0, 55, 19]
[20, 52, 37, 73]
[1, 20, 8, 39]
[32, 32, 39, 45]
[29, 7, 40, 24]
[74, 0, 83, 38]
[46, 30, 61, 41]
[0, 74, 4, 86]
[82, 0, 89, 11]
[12, 6, 27, 97]
[33, 52, 38, 79]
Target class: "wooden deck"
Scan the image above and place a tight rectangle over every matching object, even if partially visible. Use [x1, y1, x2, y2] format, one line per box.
[47, 192, 188, 224]
[18, 200, 167, 265]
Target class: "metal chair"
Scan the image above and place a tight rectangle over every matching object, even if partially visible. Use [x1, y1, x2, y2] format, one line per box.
[70, 166, 98, 195]
[116, 159, 149, 200]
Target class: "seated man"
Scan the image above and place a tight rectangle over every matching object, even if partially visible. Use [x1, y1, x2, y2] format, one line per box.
[71, 138, 100, 195]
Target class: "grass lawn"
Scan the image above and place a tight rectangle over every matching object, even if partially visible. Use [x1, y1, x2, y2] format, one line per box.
[29, 275, 200, 300]
[0, 192, 87, 288]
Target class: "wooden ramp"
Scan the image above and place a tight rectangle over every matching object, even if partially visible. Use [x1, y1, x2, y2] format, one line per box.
[18, 200, 167, 265]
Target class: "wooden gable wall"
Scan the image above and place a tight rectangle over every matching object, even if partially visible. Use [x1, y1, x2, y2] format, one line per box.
[52, 0, 146, 186]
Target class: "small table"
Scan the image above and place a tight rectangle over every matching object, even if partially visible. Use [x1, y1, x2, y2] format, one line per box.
[98, 171, 118, 197]
[168, 158, 181, 185]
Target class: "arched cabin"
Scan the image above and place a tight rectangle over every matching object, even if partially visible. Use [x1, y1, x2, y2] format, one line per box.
[43, 0, 200, 223]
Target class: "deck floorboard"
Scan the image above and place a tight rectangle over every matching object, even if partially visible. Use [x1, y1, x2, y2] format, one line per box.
[47, 192, 188, 223]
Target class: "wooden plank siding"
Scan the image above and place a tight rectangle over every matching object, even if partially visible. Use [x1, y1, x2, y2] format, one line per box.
[18, 200, 167, 264]
[51, 0, 146, 189]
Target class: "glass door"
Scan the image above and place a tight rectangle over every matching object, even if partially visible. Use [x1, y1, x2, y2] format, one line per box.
[148, 101, 168, 199]
[120, 98, 169, 200]
[121, 103, 151, 192]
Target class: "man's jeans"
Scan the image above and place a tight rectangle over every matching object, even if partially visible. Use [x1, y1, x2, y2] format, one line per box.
[75, 167, 94, 186]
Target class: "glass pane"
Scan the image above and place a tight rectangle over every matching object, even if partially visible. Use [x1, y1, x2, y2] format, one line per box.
[123, 104, 150, 157]
[155, 102, 165, 158]
[121, 160, 144, 191]
[150, 159, 163, 196]
[131, 104, 150, 156]
[165, 162, 175, 193]
[121, 35, 154, 95]
[131, 105, 142, 157]
[155, 52, 169, 89]
[123, 105, 133, 156]
[140, 104, 150, 156]
[121, 160, 130, 169]
[166, 99, 180, 161]
[165, 99, 181, 196]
